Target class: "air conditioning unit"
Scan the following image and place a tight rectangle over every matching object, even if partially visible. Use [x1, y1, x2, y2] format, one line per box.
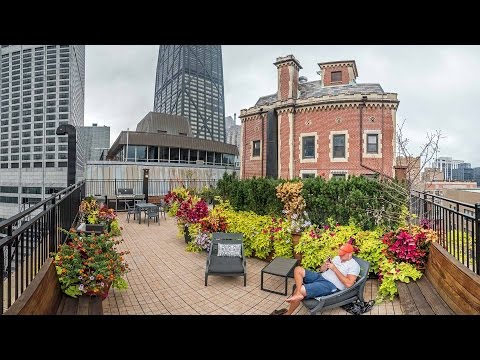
[196, 160, 205, 165]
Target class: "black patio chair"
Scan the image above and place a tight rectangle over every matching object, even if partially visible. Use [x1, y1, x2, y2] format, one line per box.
[157, 199, 167, 220]
[125, 202, 140, 223]
[293, 256, 370, 315]
[205, 233, 246, 287]
[146, 205, 160, 226]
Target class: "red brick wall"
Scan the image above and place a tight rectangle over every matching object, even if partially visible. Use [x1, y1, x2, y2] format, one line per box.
[323, 66, 350, 86]
[279, 112, 291, 179]
[242, 105, 395, 179]
[242, 115, 266, 178]
[279, 66, 290, 100]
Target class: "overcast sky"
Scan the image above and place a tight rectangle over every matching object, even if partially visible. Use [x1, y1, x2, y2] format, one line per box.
[85, 45, 480, 167]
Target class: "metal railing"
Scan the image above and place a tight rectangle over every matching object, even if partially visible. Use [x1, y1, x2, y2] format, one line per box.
[0, 180, 85, 314]
[85, 179, 218, 197]
[410, 190, 480, 275]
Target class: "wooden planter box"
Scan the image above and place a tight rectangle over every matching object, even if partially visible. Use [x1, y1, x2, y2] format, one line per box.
[77, 223, 107, 235]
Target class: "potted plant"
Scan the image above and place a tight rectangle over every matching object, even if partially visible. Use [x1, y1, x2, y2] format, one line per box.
[275, 182, 311, 260]
[53, 228, 130, 299]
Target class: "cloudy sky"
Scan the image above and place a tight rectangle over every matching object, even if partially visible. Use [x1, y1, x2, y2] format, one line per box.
[85, 45, 480, 166]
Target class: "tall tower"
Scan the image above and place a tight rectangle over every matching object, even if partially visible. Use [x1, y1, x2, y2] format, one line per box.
[0, 45, 85, 220]
[153, 45, 225, 142]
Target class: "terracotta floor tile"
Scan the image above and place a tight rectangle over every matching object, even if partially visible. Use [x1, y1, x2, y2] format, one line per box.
[103, 216, 402, 315]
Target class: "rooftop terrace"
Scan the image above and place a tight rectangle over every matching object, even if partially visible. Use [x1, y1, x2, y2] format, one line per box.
[102, 214, 402, 315]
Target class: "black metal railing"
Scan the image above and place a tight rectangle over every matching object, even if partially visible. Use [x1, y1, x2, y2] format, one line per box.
[0, 180, 85, 314]
[411, 190, 480, 275]
[85, 179, 218, 197]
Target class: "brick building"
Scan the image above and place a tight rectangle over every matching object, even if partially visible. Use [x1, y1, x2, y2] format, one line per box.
[239, 55, 399, 179]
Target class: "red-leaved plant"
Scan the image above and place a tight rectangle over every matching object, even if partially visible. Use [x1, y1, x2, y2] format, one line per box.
[382, 226, 432, 269]
[176, 197, 209, 224]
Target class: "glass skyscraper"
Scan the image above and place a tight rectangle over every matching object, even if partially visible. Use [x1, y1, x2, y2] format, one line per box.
[153, 45, 225, 142]
[0, 45, 85, 220]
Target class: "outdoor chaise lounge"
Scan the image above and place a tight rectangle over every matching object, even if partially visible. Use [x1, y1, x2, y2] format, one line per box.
[205, 233, 246, 287]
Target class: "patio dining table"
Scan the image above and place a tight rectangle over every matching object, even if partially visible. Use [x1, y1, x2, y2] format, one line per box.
[135, 203, 159, 224]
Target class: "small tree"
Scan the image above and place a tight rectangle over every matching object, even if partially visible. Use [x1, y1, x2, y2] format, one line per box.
[388, 119, 443, 225]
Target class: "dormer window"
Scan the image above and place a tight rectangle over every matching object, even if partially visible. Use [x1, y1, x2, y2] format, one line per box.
[331, 71, 342, 82]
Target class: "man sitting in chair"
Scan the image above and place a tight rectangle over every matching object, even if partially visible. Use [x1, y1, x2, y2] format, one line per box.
[281, 243, 360, 315]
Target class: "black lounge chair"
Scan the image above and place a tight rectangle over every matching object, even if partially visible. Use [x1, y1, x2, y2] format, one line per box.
[205, 233, 246, 287]
[294, 256, 370, 315]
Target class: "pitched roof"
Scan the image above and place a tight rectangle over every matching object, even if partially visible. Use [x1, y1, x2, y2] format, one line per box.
[255, 80, 385, 106]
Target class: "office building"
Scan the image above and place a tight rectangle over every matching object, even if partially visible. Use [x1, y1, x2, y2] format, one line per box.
[0, 45, 85, 220]
[153, 45, 225, 142]
[79, 123, 110, 162]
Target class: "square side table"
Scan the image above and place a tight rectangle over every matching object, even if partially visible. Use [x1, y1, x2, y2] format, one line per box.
[261, 257, 298, 295]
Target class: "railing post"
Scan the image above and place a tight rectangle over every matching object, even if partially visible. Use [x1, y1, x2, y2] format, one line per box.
[49, 196, 57, 254]
[475, 203, 480, 275]
[423, 192, 428, 220]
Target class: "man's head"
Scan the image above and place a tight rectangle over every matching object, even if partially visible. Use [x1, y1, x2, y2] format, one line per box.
[338, 243, 354, 261]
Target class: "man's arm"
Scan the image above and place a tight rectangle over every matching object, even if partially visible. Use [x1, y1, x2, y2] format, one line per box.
[325, 262, 357, 288]
[318, 261, 329, 273]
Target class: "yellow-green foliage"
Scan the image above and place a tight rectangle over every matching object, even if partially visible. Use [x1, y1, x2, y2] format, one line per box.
[167, 201, 180, 217]
[354, 228, 386, 275]
[377, 259, 422, 302]
[187, 222, 201, 240]
[186, 240, 203, 253]
[295, 227, 324, 270]
[216, 200, 273, 258]
[270, 219, 294, 259]
[446, 230, 473, 262]
[109, 219, 121, 236]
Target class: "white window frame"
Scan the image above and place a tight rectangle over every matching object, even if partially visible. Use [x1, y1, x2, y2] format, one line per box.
[330, 170, 348, 180]
[299, 169, 317, 178]
[329, 130, 349, 162]
[299, 132, 318, 163]
[363, 130, 382, 158]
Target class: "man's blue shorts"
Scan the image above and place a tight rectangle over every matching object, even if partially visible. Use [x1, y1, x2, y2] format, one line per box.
[303, 269, 338, 298]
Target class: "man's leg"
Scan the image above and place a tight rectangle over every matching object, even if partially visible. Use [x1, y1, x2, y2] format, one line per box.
[284, 285, 307, 315]
[291, 266, 305, 298]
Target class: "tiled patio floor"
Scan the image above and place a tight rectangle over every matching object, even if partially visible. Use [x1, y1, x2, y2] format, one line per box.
[103, 214, 403, 315]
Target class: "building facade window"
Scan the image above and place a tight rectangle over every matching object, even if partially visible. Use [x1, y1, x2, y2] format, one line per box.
[252, 140, 261, 158]
[333, 134, 345, 158]
[331, 71, 342, 82]
[302, 136, 315, 159]
[329, 131, 349, 162]
[363, 130, 382, 159]
[300, 169, 317, 179]
[367, 134, 378, 153]
[330, 170, 348, 180]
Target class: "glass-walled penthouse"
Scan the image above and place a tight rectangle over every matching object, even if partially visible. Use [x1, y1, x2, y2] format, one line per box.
[105, 112, 239, 169]
[112, 145, 235, 167]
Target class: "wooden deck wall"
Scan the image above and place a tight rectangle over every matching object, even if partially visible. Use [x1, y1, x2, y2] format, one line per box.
[425, 242, 480, 314]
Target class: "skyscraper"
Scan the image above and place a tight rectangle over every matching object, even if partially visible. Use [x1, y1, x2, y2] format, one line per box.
[0, 45, 85, 220]
[79, 123, 110, 162]
[153, 45, 225, 142]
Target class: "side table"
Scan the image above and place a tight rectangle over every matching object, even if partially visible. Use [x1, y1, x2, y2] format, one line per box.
[261, 257, 298, 295]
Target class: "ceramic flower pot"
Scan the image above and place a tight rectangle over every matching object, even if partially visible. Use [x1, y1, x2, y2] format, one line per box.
[184, 224, 191, 244]
[292, 233, 303, 262]
[85, 281, 112, 300]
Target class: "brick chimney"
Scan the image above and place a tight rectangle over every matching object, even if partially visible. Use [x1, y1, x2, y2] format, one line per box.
[318, 60, 358, 86]
[274, 55, 302, 101]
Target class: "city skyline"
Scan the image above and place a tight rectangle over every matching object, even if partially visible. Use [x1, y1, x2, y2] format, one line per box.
[84, 45, 480, 167]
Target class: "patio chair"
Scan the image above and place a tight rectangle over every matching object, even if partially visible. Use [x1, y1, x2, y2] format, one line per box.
[126, 202, 140, 223]
[157, 199, 167, 220]
[293, 256, 370, 315]
[205, 233, 246, 287]
[146, 205, 160, 226]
